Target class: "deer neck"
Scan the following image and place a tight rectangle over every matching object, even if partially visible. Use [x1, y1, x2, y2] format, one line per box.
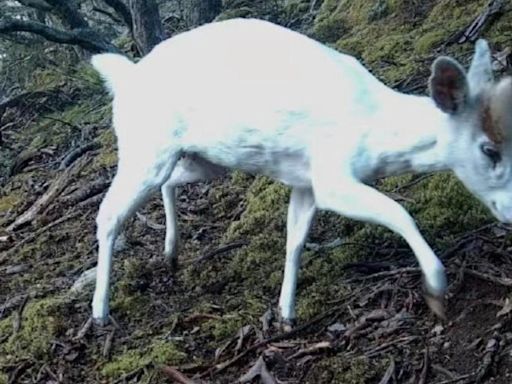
[358, 93, 452, 181]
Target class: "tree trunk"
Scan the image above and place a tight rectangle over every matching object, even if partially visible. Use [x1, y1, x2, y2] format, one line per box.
[182, 0, 222, 27]
[129, 0, 165, 56]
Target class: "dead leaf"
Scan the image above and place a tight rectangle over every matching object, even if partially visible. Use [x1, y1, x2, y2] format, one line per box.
[239, 356, 277, 384]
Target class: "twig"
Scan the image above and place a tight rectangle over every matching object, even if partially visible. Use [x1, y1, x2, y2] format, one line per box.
[287, 341, 332, 360]
[6, 156, 87, 231]
[159, 365, 198, 384]
[434, 373, 475, 384]
[419, 347, 429, 384]
[378, 358, 395, 384]
[103, 329, 115, 358]
[7, 361, 32, 384]
[476, 337, 499, 383]
[12, 294, 29, 334]
[195, 241, 249, 263]
[346, 267, 421, 282]
[392, 173, 435, 193]
[0, 210, 81, 264]
[58, 141, 99, 169]
[463, 269, 512, 287]
[74, 317, 93, 340]
[42, 115, 81, 131]
[135, 212, 165, 230]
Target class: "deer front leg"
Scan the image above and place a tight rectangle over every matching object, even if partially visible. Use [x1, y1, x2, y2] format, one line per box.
[278, 187, 316, 329]
[314, 178, 446, 317]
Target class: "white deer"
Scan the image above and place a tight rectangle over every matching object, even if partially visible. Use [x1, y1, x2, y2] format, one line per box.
[90, 18, 512, 327]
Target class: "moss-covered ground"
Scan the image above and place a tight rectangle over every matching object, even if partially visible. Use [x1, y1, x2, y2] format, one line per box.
[2, 0, 512, 382]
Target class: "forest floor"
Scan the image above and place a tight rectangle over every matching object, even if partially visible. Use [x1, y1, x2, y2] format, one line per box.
[2, 0, 512, 383]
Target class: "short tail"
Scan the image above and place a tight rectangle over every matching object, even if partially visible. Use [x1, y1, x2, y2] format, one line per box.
[91, 53, 135, 95]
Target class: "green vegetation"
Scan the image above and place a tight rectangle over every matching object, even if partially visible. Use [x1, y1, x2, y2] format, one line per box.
[0, 297, 65, 365]
[102, 339, 186, 377]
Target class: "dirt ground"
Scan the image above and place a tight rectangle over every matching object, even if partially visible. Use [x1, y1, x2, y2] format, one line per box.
[2, 0, 512, 383]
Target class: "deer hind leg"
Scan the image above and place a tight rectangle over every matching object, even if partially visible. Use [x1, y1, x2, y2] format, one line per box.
[161, 155, 226, 269]
[278, 187, 316, 328]
[92, 151, 181, 325]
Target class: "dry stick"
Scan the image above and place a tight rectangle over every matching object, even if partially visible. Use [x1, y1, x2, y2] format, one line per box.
[6, 156, 87, 232]
[392, 173, 435, 193]
[74, 317, 93, 340]
[135, 212, 165, 230]
[11, 294, 29, 334]
[378, 358, 395, 384]
[434, 373, 475, 384]
[463, 268, 512, 287]
[419, 348, 429, 384]
[431, 364, 458, 380]
[159, 365, 198, 384]
[195, 241, 249, 263]
[7, 361, 32, 384]
[58, 141, 99, 170]
[346, 267, 421, 282]
[0, 210, 81, 264]
[103, 329, 115, 358]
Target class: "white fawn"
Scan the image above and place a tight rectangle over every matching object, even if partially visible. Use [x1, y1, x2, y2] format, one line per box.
[90, 18, 512, 326]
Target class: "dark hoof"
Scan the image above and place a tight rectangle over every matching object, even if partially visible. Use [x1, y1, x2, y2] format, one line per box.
[169, 257, 179, 273]
[424, 291, 446, 320]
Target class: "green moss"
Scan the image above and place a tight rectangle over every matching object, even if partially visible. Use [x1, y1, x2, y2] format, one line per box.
[0, 297, 65, 364]
[368, 0, 390, 21]
[306, 356, 385, 383]
[202, 314, 244, 341]
[101, 339, 186, 378]
[415, 30, 446, 54]
[225, 176, 289, 240]
[313, 12, 347, 43]
[0, 372, 7, 384]
[93, 129, 118, 169]
[0, 194, 21, 214]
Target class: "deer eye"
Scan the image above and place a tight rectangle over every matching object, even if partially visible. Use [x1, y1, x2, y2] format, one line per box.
[481, 143, 501, 166]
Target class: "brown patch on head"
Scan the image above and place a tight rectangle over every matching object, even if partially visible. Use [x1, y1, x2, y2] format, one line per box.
[481, 77, 512, 144]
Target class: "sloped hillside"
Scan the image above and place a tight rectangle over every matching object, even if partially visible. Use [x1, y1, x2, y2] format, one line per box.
[1, 0, 512, 383]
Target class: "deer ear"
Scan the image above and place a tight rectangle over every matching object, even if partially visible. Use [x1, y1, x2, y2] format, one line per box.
[429, 57, 469, 114]
[467, 39, 494, 94]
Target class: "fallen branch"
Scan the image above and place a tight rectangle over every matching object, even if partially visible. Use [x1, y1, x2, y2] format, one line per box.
[6, 156, 88, 232]
[159, 365, 198, 384]
[287, 341, 332, 360]
[60, 179, 109, 206]
[0, 210, 81, 264]
[58, 141, 100, 169]
[447, 0, 505, 44]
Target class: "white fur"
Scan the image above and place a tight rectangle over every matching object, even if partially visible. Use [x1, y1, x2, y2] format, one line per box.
[90, 19, 512, 325]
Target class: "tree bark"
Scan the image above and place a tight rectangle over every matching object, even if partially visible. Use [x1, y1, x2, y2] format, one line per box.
[182, 0, 222, 27]
[103, 0, 133, 31]
[0, 19, 121, 53]
[129, 0, 165, 56]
